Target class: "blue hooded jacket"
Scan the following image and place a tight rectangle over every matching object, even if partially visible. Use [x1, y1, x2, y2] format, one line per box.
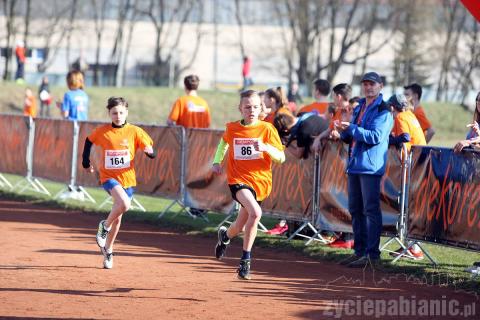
[340, 94, 393, 175]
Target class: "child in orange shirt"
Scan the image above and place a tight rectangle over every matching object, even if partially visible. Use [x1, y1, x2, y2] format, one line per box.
[82, 97, 156, 269]
[167, 74, 211, 128]
[262, 87, 292, 123]
[212, 90, 285, 280]
[297, 79, 330, 115]
[387, 93, 426, 151]
[23, 88, 37, 118]
[404, 83, 435, 143]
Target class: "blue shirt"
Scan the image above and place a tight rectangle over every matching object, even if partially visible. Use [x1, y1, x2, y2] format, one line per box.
[340, 94, 393, 175]
[62, 89, 89, 121]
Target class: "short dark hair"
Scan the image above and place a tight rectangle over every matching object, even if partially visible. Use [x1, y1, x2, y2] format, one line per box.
[327, 103, 337, 115]
[404, 83, 422, 100]
[332, 83, 352, 100]
[313, 79, 330, 96]
[240, 89, 260, 100]
[184, 75, 199, 91]
[106, 97, 128, 110]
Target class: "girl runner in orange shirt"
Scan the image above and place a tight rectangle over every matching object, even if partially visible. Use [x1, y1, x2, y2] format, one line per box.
[212, 90, 285, 280]
[82, 97, 156, 269]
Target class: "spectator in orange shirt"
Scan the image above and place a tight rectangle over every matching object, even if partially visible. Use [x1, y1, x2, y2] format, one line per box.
[388, 93, 426, 152]
[168, 74, 211, 217]
[404, 83, 435, 143]
[167, 74, 211, 128]
[23, 88, 37, 118]
[312, 83, 352, 152]
[15, 40, 26, 81]
[297, 79, 330, 115]
[262, 86, 291, 124]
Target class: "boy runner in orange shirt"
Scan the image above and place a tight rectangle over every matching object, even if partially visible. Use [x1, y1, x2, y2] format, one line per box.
[212, 90, 285, 280]
[82, 97, 156, 269]
[167, 74, 210, 128]
[404, 83, 435, 143]
[297, 79, 330, 115]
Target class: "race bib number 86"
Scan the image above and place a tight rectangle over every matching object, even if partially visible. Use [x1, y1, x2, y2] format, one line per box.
[105, 150, 130, 169]
[233, 138, 262, 160]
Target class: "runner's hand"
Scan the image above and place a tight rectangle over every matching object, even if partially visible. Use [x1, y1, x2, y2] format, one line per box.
[212, 163, 222, 175]
[253, 140, 267, 152]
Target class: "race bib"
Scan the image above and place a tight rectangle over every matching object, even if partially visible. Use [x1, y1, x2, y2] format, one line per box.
[105, 149, 130, 169]
[233, 138, 262, 160]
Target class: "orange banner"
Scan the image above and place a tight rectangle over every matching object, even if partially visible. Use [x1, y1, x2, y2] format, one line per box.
[0, 115, 29, 175]
[184, 128, 233, 213]
[261, 149, 314, 220]
[32, 118, 73, 183]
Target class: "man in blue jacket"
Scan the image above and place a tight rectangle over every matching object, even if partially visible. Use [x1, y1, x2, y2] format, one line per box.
[335, 72, 393, 268]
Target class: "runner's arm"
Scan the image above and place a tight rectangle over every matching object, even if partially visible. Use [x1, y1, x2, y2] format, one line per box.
[213, 138, 229, 164]
[263, 143, 285, 163]
[82, 138, 93, 168]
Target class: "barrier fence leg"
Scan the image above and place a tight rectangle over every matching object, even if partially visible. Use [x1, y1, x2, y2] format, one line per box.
[391, 240, 437, 266]
[98, 196, 113, 210]
[130, 197, 146, 212]
[158, 200, 180, 219]
[77, 186, 96, 203]
[217, 203, 239, 229]
[257, 221, 269, 232]
[14, 177, 51, 196]
[0, 173, 13, 189]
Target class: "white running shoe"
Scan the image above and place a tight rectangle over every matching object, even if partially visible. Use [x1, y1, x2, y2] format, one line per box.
[103, 251, 113, 269]
[96, 220, 109, 248]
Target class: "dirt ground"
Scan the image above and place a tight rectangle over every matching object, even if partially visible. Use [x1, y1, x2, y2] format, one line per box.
[0, 198, 478, 320]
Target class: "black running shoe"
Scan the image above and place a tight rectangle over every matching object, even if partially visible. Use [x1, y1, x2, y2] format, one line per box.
[237, 259, 251, 280]
[215, 226, 230, 259]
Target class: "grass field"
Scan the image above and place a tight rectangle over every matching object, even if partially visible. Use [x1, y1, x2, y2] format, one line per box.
[0, 81, 473, 147]
[1, 173, 479, 294]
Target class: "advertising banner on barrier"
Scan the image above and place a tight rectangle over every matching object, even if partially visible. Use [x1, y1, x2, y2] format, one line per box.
[76, 123, 182, 199]
[316, 141, 401, 234]
[0, 115, 29, 176]
[261, 150, 314, 220]
[407, 146, 480, 251]
[32, 118, 73, 183]
[134, 125, 182, 198]
[184, 129, 234, 213]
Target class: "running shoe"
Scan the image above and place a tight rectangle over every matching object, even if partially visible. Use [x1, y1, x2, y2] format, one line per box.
[215, 226, 230, 259]
[237, 259, 251, 280]
[96, 220, 109, 248]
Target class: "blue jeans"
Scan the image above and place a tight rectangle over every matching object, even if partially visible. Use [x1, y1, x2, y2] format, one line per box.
[347, 174, 383, 259]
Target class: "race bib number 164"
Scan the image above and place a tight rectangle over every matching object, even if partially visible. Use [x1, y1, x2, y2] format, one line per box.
[233, 138, 262, 160]
[105, 149, 130, 169]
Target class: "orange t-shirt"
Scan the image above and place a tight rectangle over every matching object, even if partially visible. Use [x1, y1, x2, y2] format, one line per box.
[223, 120, 283, 201]
[329, 109, 342, 129]
[88, 123, 153, 188]
[392, 110, 427, 151]
[298, 101, 329, 115]
[168, 95, 211, 128]
[413, 106, 432, 132]
[263, 107, 293, 124]
[23, 95, 37, 117]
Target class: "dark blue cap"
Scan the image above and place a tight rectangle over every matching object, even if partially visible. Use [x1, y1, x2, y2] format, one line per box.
[361, 72, 382, 83]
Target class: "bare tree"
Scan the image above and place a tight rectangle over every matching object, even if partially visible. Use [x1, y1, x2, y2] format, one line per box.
[65, 0, 78, 70]
[234, 0, 246, 58]
[35, 2, 72, 72]
[23, 0, 31, 48]
[138, 0, 204, 86]
[2, 0, 17, 80]
[120, 0, 140, 86]
[435, 0, 466, 101]
[273, 0, 398, 91]
[91, 0, 109, 85]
